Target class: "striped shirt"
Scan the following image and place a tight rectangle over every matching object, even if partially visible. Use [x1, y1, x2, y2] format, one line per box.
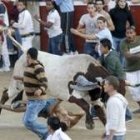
[23, 61, 47, 100]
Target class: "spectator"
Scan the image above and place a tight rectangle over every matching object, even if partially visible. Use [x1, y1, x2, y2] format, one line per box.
[0, 1, 10, 72]
[11, 1, 34, 51]
[0, 0, 9, 26]
[77, 2, 102, 58]
[103, 76, 128, 140]
[109, 0, 135, 63]
[54, 0, 76, 54]
[120, 27, 140, 114]
[71, 16, 114, 50]
[7, 1, 22, 58]
[99, 38, 125, 95]
[46, 116, 72, 140]
[95, 0, 115, 31]
[34, 0, 62, 55]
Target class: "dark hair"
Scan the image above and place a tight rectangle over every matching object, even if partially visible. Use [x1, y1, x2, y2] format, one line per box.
[97, 16, 106, 23]
[87, 1, 95, 5]
[47, 116, 61, 131]
[60, 122, 68, 132]
[95, 0, 105, 5]
[105, 76, 120, 90]
[45, 0, 60, 12]
[100, 38, 112, 50]
[18, 1, 27, 6]
[27, 48, 38, 60]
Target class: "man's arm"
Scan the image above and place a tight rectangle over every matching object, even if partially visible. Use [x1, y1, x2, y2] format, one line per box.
[71, 28, 97, 40]
[123, 48, 140, 61]
[105, 130, 116, 140]
[34, 15, 53, 28]
[34, 64, 48, 96]
[120, 41, 140, 61]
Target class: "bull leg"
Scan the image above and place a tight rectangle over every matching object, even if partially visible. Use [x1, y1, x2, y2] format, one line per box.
[94, 105, 106, 125]
[0, 89, 9, 114]
[68, 96, 94, 130]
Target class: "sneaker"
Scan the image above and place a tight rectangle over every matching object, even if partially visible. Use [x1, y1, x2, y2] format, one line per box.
[133, 109, 140, 114]
[126, 118, 133, 123]
[69, 51, 74, 55]
[3, 67, 10, 72]
[73, 51, 79, 55]
[0, 68, 3, 72]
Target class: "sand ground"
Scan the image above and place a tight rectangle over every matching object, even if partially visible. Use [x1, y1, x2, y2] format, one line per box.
[0, 71, 140, 140]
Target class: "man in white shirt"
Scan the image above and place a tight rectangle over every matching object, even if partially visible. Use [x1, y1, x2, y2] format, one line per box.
[34, 0, 62, 55]
[77, 2, 102, 59]
[103, 76, 128, 140]
[12, 2, 34, 51]
[0, 1, 10, 72]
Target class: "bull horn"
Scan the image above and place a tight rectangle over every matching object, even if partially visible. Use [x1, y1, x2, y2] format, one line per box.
[0, 104, 25, 113]
[7, 34, 25, 51]
[0, 89, 9, 114]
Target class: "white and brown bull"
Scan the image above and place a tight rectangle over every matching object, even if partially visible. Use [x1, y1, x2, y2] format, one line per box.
[0, 51, 110, 129]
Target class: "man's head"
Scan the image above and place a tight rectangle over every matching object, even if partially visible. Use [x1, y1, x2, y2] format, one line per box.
[96, 16, 106, 29]
[47, 116, 61, 132]
[46, 0, 55, 11]
[100, 38, 112, 54]
[95, 0, 104, 12]
[104, 76, 119, 94]
[87, 2, 96, 15]
[126, 26, 136, 42]
[16, 1, 26, 12]
[26, 48, 38, 65]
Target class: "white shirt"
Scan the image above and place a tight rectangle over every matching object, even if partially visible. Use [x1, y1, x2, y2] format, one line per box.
[106, 93, 128, 136]
[46, 9, 62, 38]
[95, 27, 114, 48]
[46, 128, 71, 140]
[13, 9, 34, 35]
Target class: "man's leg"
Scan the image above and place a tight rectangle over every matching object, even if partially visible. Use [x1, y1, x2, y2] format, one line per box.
[23, 100, 48, 140]
[126, 71, 140, 113]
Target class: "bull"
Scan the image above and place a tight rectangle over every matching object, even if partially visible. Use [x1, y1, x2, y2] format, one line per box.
[0, 51, 110, 129]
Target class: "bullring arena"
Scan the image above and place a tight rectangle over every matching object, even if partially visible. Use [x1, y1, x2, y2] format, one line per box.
[0, 71, 140, 140]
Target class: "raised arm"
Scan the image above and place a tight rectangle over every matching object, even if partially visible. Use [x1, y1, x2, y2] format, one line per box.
[71, 28, 97, 40]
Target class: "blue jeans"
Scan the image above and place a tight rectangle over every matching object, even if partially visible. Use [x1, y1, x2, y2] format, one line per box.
[48, 34, 62, 55]
[125, 107, 133, 121]
[61, 11, 76, 53]
[113, 135, 125, 140]
[39, 98, 58, 117]
[84, 42, 99, 59]
[112, 36, 125, 66]
[23, 100, 48, 140]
